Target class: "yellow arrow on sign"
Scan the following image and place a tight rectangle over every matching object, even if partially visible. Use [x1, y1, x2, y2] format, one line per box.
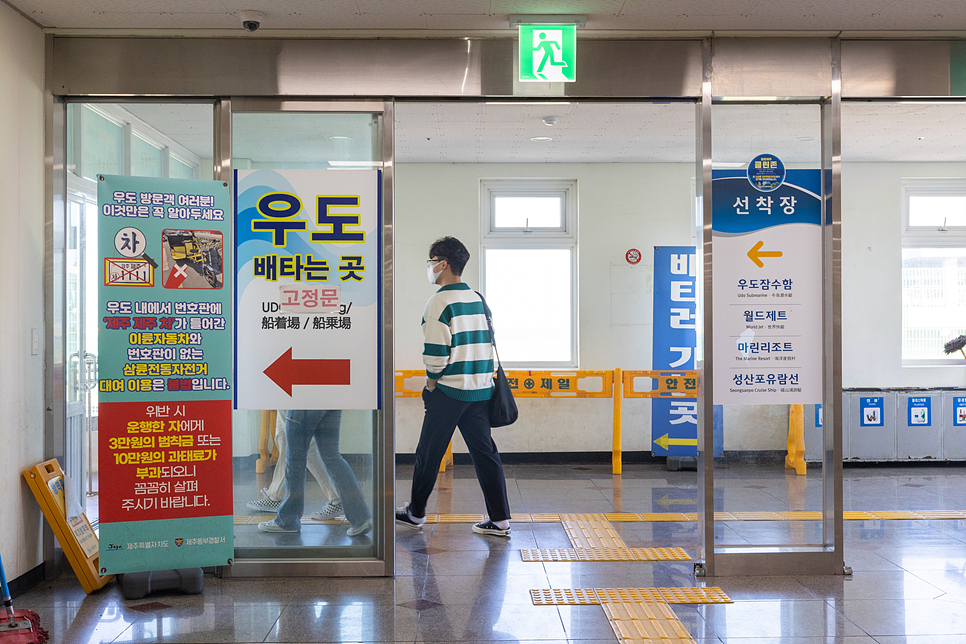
[653, 434, 698, 450]
[747, 240, 783, 268]
[656, 494, 697, 509]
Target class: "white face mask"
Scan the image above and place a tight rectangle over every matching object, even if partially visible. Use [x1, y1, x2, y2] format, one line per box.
[427, 262, 442, 285]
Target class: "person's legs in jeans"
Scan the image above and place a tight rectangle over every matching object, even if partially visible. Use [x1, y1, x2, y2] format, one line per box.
[274, 410, 312, 530]
[266, 412, 338, 504]
[457, 400, 511, 522]
[311, 410, 371, 528]
[409, 388, 465, 518]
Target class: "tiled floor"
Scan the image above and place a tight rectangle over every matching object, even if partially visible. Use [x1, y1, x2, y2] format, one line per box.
[17, 462, 966, 643]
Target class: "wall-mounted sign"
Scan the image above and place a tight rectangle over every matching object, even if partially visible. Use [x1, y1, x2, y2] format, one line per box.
[712, 157, 823, 405]
[625, 248, 641, 265]
[234, 169, 381, 410]
[97, 175, 233, 574]
[907, 397, 931, 426]
[954, 396, 966, 426]
[860, 397, 884, 426]
[518, 24, 576, 82]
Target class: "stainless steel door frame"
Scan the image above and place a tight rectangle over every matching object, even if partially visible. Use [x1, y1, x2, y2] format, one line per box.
[218, 98, 395, 578]
[695, 39, 846, 578]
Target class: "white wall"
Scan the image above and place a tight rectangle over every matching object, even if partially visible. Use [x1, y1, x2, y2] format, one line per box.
[394, 163, 695, 454]
[842, 163, 966, 388]
[0, 4, 46, 582]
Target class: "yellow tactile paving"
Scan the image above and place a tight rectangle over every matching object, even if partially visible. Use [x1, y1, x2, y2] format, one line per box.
[530, 513, 563, 522]
[730, 512, 785, 521]
[779, 511, 824, 521]
[521, 547, 691, 562]
[560, 513, 626, 549]
[596, 587, 732, 605]
[606, 513, 646, 522]
[639, 512, 693, 522]
[531, 588, 600, 605]
[530, 587, 732, 605]
[868, 511, 923, 520]
[437, 513, 485, 523]
[843, 511, 877, 520]
[917, 510, 966, 520]
[603, 602, 696, 644]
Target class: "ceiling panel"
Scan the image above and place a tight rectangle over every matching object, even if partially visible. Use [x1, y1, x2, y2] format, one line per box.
[12, 0, 966, 30]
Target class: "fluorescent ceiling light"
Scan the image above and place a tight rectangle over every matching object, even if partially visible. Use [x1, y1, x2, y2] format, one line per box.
[485, 101, 572, 105]
[530, 136, 554, 142]
[509, 14, 587, 27]
[328, 161, 381, 167]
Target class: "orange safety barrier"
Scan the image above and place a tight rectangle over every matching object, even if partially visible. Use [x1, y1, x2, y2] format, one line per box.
[394, 369, 696, 473]
[621, 370, 698, 398]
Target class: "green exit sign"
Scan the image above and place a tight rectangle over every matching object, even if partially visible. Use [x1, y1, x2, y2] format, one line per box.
[518, 24, 576, 82]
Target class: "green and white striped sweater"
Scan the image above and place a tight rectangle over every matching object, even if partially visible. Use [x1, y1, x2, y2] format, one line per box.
[422, 283, 495, 402]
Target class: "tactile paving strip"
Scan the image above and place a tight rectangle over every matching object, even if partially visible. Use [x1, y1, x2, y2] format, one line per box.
[521, 547, 691, 562]
[530, 587, 732, 605]
[560, 513, 626, 549]
[603, 602, 696, 644]
[531, 588, 600, 605]
[596, 587, 732, 604]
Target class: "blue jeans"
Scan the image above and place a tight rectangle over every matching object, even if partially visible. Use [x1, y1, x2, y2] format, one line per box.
[275, 410, 371, 530]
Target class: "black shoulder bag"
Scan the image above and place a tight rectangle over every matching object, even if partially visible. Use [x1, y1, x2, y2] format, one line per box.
[476, 292, 518, 428]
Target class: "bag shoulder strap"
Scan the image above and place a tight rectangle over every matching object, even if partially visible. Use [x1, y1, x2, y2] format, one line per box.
[475, 291, 503, 368]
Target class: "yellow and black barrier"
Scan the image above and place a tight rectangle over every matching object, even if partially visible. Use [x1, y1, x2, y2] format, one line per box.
[23, 459, 113, 594]
[395, 369, 697, 474]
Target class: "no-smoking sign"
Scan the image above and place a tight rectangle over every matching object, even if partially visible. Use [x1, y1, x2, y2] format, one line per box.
[625, 248, 642, 265]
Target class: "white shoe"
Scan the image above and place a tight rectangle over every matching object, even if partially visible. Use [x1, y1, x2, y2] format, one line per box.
[310, 501, 344, 521]
[258, 518, 299, 533]
[347, 519, 372, 537]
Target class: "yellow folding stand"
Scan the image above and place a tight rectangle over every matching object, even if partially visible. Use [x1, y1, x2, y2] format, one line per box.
[23, 459, 114, 594]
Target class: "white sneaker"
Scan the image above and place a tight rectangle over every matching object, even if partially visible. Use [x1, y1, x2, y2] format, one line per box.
[310, 501, 344, 521]
[347, 519, 372, 537]
[257, 518, 299, 533]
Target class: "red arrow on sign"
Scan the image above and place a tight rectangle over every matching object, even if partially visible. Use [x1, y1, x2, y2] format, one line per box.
[263, 348, 350, 396]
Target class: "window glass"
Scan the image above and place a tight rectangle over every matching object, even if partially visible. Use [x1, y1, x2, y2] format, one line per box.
[169, 157, 195, 180]
[493, 196, 562, 228]
[131, 133, 163, 177]
[82, 107, 123, 180]
[909, 195, 966, 228]
[902, 247, 966, 361]
[485, 248, 572, 363]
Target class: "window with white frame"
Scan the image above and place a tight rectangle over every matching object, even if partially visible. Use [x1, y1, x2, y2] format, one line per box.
[480, 179, 577, 367]
[901, 178, 966, 363]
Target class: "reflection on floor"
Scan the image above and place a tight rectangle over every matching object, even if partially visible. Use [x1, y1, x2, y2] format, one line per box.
[19, 462, 966, 642]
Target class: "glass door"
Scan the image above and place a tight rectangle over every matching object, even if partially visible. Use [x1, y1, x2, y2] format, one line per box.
[226, 101, 393, 576]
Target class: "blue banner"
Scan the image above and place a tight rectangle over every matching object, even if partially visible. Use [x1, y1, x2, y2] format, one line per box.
[651, 246, 697, 456]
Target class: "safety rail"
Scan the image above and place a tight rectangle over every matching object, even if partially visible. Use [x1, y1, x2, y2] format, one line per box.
[395, 368, 697, 474]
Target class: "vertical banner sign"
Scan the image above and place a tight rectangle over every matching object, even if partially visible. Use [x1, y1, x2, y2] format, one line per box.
[97, 175, 233, 574]
[235, 170, 381, 410]
[652, 247, 698, 456]
[712, 155, 823, 405]
[518, 23, 577, 82]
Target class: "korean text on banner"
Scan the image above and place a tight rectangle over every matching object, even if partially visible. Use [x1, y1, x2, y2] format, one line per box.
[711, 157, 823, 405]
[234, 170, 381, 410]
[652, 247, 698, 456]
[97, 175, 233, 574]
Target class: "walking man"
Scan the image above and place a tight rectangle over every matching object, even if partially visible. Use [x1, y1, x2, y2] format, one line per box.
[396, 236, 512, 537]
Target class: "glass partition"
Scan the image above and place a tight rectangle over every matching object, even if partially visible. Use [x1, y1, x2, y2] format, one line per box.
[710, 103, 826, 551]
[63, 102, 214, 528]
[230, 109, 387, 569]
